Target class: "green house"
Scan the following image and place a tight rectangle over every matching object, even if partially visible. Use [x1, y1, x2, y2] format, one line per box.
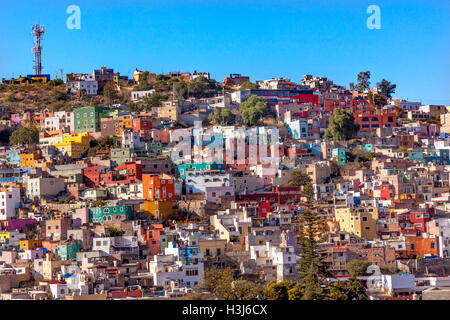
[73, 106, 110, 133]
[110, 148, 134, 167]
[89, 205, 134, 223]
[176, 162, 224, 180]
[53, 240, 82, 260]
[331, 148, 346, 166]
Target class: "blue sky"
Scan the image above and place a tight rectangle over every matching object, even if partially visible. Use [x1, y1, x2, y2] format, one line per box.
[0, 0, 449, 104]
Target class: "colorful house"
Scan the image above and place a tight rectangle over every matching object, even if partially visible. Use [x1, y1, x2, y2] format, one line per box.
[142, 174, 176, 201]
[73, 106, 109, 133]
[176, 162, 223, 180]
[89, 205, 134, 224]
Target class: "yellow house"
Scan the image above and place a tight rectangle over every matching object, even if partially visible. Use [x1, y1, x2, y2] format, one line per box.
[55, 132, 90, 159]
[19, 151, 41, 168]
[334, 206, 378, 240]
[0, 232, 10, 244]
[198, 238, 227, 258]
[157, 106, 179, 122]
[143, 200, 173, 218]
[20, 239, 42, 250]
[118, 116, 133, 135]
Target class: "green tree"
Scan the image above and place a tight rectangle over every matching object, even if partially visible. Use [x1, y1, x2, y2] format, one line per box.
[208, 108, 235, 126]
[47, 79, 64, 86]
[264, 280, 296, 300]
[187, 76, 216, 98]
[287, 170, 312, 187]
[327, 282, 346, 300]
[239, 81, 259, 90]
[50, 89, 67, 102]
[345, 277, 367, 300]
[330, 160, 341, 178]
[356, 71, 371, 92]
[240, 95, 269, 126]
[324, 108, 359, 141]
[173, 80, 188, 100]
[108, 227, 125, 237]
[373, 93, 388, 107]
[10, 126, 39, 146]
[197, 268, 265, 300]
[132, 94, 166, 113]
[94, 200, 107, 207]
[346, 259, 371, 277]
[103, 81, 119, 105]
[296, 184, 330, 300]
[377, 79, 396, 99]
[288, 284, 305, 300]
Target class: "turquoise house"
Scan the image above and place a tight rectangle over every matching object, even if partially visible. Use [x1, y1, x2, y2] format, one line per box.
[177, 162, 223, 180]
[363, 144, 373, 152]
[89, 205, 134, 223]
[331, 147, 346, 165]
[6, 150, 20, 167]
[53, 240, 82, 260]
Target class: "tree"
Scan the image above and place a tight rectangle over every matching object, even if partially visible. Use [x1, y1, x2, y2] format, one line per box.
[296, 184, 330, 300]
[94, 200, 107, 207]
[287, 170, 312, 187]
[327, 282, 346, 300]
[108, 227, 125, 237]
[10, 126, 39, 146]
[345, 277, 367, 300]
[208, 108, 236, 126]
[197, 268, 265, 300]
[288, 284, 305, 300]
[47, 79, 64, 86]
[357, 71, 371, 92]
[50, 89, 67, 102]
[330, 160, 341, 178]
[132, 94, 166, 113]
[373, 93, 388, 107]
[239, 81, 259, 90]
[240, 95, 269, 126]
[377, 79, 396, 99]
[103, 81, 119, 105]
[324, 108, 359, 141]
[173, 80, 188, 100]
[264, 280, 296, 300]
[346, 259, 372, 277]
[187, 76, 216, 98]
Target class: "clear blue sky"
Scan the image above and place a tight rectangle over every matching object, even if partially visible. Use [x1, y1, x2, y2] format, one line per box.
[0, 0, 449, 104]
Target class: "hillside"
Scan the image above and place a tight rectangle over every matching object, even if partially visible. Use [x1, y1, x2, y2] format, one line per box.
[0, 82, 134, 114]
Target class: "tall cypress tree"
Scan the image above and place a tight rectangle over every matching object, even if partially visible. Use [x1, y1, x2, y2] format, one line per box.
[296, 182, 330, 300]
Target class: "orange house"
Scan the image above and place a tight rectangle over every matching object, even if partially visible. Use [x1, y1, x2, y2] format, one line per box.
[406, 236, 438, 258]
[142, 174, 176, 201]
[355, 112, 396, 132]
[20, 239, 42, 250]
[118, 116, 133, 135]
[399, 134, 415, 148]
[145, 224, 165, 255]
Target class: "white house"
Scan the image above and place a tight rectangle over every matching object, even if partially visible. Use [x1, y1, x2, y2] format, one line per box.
[131, 89, 156, 102]
[0, 186, 21, 220]
[67, 75, 98, 96]
[149, 242, 204, 289]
